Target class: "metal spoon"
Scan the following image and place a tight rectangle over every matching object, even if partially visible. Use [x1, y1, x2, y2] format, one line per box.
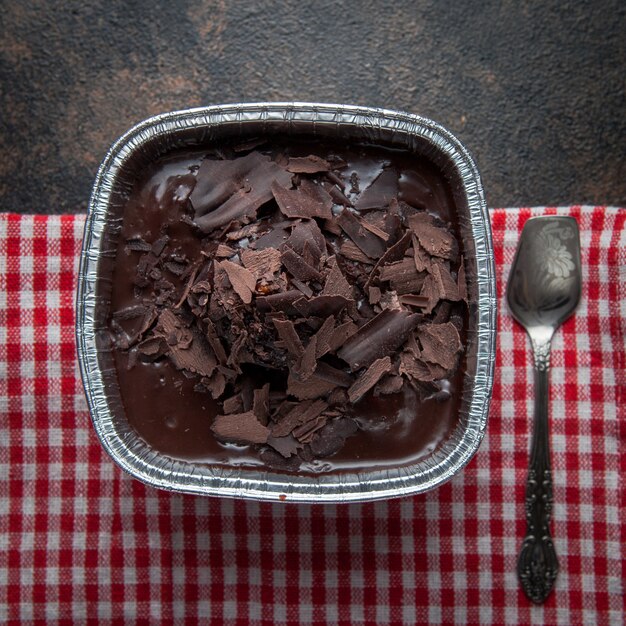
[506, 216, 582, 604]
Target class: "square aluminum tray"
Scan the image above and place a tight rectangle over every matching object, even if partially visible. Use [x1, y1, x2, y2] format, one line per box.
[76, 103, 496, 502]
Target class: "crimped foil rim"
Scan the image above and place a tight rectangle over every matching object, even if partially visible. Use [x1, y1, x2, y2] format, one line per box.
[76, 102, 496, 502]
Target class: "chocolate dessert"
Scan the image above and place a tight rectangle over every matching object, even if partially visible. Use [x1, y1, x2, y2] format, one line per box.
[107, 139, 468, 472]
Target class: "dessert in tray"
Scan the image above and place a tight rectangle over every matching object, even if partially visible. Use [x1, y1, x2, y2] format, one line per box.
[108, 138, 468, 472]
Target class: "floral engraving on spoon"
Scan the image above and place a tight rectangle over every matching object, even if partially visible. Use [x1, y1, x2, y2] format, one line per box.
[511, 222, 578, 321]
[536, 224, 576, 289]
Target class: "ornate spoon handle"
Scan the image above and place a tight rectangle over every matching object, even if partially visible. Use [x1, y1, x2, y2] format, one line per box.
[517, 341, 559, 603]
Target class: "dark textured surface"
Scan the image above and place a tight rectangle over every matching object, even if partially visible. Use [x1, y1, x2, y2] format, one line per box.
[1, 0, 625, 214]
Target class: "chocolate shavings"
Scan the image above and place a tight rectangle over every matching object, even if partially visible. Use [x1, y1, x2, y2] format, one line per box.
[272, 180, 332, 220]
[114, 144, 467, 470]
[218, 260, 257, 304]
[271, 399, 328, 438]
[355, 168, 398, 210]
[285, 155, 332, 173]
[190, 152, 292, 234]
[337, 209, 386, 259]
[347, 356, 393, 403]
[211, 411, 269, 444]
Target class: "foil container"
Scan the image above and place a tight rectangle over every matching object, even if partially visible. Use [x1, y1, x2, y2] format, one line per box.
[76, 103, 496, 502]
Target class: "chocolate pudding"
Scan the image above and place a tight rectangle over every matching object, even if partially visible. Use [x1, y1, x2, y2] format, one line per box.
[106, 138, 468, 473]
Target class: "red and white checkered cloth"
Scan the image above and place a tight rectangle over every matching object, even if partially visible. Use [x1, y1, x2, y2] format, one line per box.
[0, 207, 624, 625]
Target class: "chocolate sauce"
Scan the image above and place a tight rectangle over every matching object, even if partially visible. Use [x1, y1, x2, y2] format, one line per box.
[106, 139, 466, 473]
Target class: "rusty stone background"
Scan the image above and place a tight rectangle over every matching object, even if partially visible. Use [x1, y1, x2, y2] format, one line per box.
[1, 0, 624, 213]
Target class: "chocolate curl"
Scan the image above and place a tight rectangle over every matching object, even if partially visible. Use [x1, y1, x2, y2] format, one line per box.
[191, 152, 292, 233]
[338, 309, 421, 371]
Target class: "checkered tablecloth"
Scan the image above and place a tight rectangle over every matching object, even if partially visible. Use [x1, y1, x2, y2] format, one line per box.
[0, 207, 624, 625]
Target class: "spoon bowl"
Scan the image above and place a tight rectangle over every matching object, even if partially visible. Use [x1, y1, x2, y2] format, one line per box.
[508, 216, 582, 340]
